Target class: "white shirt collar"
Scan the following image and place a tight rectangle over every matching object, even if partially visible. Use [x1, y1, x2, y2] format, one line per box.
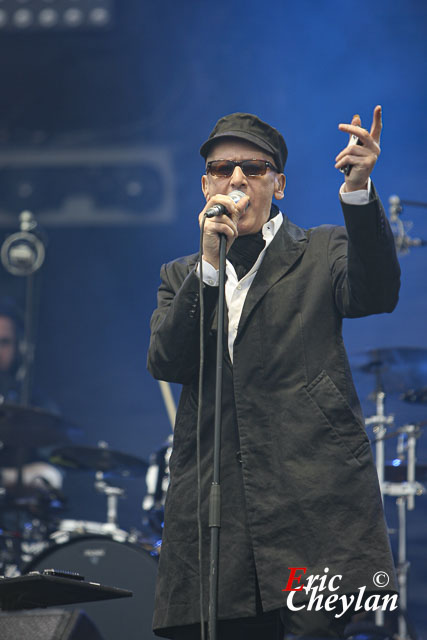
[261, 209, 283, 242]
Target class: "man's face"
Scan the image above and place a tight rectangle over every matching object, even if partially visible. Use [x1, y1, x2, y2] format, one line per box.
[0, 316, 17, 373]
[201, 138, 286, 236]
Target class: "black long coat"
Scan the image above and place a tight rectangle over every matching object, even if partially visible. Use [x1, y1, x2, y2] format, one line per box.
[147, 192, 401, 636]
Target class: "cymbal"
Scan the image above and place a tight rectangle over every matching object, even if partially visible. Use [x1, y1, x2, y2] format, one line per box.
[0, 485, 62, 511]
[354, 347, 427, 396]
[0, 403, 82, 447]
[50, 445, 148, 477]
[0, 447, 40, 467]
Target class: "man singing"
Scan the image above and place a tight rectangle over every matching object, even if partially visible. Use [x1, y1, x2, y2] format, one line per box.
[147, 108, 400, 639]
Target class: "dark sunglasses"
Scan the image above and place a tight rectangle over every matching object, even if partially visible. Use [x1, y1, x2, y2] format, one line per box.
[206, 159, 278, 178]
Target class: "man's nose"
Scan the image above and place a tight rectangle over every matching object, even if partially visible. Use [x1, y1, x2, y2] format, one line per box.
[230, 165, 247, 188]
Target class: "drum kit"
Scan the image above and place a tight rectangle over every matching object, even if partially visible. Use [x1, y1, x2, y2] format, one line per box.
[355, 347, 427, 640]
[0, 404, 159, 573]
[0, 402, 162, 639]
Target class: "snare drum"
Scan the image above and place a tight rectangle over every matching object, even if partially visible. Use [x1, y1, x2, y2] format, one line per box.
[25, 535, 158, 640]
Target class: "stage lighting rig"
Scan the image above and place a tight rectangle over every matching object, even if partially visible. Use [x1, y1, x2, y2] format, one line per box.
[0, 145, 175, 227]
[0, 0, 114, 32]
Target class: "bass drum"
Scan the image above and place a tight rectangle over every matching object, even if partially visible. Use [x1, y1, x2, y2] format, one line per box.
[25, 535, 158, 640]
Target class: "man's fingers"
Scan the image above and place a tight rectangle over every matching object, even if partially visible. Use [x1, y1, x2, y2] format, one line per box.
[339, 106, 382, 147]
[203, 213, 238, 238]
[338, 123, 379, 154]
[336, 106, 382, 188]
[338, 123, 368, 138]
[351, 113, 361, 134]
[369, 105, 382, 145]
[335, 153, 372, 171]
[335, 143, 370, 164]
[205, 220, 237, 239]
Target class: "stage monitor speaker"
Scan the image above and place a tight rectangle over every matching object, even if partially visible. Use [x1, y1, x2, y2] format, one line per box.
[0, 608, 104, 640]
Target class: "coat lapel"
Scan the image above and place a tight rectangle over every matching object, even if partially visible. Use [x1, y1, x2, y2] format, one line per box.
[237, 216, 308, 336]
[209, 290, 232, 366]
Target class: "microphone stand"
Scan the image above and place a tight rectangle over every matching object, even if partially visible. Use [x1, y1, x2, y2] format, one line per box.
[208, 232, 227, 640]
[388, 194, 427, 254]
[0, 211, 46, 565]
[0, 211, 46, 406]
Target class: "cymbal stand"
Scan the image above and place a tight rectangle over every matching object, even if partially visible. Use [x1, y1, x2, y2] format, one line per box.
[365, 389, 394, 628]
[0, 211, 46, 567]
[95, 471, 125, 530]
[381, 424, 425, 640]
[388, 194, 427, 255]
[365, 390, 394, 492]
[0, 211, 47, 407]
[405, 425, 417, 512]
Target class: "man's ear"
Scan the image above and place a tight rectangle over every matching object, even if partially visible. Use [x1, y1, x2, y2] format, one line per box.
[201, 174, 209, 201]
[274, 173, 286, 200]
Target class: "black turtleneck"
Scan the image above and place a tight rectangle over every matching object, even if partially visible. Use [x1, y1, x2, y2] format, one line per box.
[226, 203, 279, 280]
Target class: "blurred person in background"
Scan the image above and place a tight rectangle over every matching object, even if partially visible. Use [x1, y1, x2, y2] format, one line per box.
[0, 297, 62, 500]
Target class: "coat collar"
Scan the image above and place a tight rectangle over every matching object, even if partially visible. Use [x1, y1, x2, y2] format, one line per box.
[237, 214, 308, 335]
[208, 214, 308, 340]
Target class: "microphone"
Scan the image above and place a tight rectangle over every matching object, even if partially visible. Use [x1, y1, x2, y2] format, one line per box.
[204, 190, 246, 218]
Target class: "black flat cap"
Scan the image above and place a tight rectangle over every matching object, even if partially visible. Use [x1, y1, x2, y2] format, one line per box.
[200, 112, 288, 172]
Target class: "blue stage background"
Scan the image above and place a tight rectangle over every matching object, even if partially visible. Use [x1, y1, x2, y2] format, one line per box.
[0, 0, 426, 635]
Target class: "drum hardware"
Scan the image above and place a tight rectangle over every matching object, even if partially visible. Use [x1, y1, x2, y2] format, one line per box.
[50, 442, 149, 539]
[358, 348, 427, 638]
[51, 520, 129, 545]
[0, 211, 47, 407]
[141, 436, 173, 549]
[50, 442, 148, 477]
[361, 369, 426, 639]
[401, 386, 427, 404]
[0, 404, 83, 574]
[372, 423, 426, 508]
[0, 403, 83, 448]
[365, 390, 395, 489]
[372, 423, 427, 503]
[388, 194, 427, 255]
[374, 447, 424, 639]
[95, 471, 125, 530]
[143, 436, 172, 511]
[356, 347, 427, 399]
[381, 481, 425, 498]
[0, 483, 65, 572]
[380, 424, 426, 640]
[363, 388, 394, 631]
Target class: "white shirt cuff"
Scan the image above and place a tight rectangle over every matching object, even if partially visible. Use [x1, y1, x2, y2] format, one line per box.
[340, 177, 372, 205]
[195, 259, 219, 287]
